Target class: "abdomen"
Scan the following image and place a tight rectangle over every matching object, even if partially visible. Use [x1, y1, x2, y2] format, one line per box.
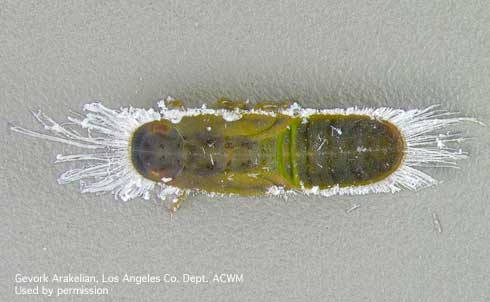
[294, 115, 405, 189]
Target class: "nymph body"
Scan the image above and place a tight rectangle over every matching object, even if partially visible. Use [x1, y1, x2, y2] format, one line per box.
[10, 98, 475, 212]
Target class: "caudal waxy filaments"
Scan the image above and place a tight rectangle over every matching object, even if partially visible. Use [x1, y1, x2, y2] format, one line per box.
[10, 98, 477, 210]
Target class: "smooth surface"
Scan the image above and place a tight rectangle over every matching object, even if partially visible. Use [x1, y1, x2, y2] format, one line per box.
[1, 1, 490, 301]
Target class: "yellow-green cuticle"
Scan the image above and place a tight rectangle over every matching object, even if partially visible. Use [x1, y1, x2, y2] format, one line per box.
[130, 113, 405, 194]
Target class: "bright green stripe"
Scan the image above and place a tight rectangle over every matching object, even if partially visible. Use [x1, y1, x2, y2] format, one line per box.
[276, 130, 286, 178]
[289, 119, 300, 186]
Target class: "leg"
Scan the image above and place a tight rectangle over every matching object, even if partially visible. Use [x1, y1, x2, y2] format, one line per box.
[167, 190, 189, 215]
[254, 100, 295, 112]
[212, 98, 250, 110]
[165, 98, 186, 110]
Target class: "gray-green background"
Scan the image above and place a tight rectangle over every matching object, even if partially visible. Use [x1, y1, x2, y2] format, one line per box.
[2, 1, 490, 301]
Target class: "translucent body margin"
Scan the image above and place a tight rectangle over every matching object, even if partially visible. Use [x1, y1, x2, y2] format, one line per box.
[10, 100, 477, 201]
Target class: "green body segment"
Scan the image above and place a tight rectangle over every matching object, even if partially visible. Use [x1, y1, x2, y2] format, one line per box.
[130, 113, 405, 195]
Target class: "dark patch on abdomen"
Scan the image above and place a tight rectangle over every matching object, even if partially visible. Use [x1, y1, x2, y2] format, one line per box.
[300, 115, 405, 188]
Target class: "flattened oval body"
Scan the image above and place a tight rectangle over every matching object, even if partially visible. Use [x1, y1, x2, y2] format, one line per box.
[130, 113, 405, 194]
[10, 100, 472, 204]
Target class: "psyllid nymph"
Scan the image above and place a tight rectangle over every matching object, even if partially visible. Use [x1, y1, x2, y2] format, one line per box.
[10, 98, 478, 212]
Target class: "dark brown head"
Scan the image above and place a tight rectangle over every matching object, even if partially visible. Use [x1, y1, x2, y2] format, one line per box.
[130, 120, 184, 182]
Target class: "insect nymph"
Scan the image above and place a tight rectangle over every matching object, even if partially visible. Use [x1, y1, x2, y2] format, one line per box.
[11, 98, 476, 212]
